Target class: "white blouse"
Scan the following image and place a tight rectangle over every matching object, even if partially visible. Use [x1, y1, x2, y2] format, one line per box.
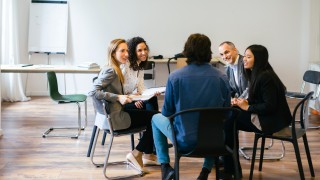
[121, 60, 145, 95]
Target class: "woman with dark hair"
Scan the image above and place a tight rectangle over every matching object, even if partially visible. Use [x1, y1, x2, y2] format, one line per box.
[121, 36, 160, 166]
[89, 39, 159, 173]
[122, 36, 160, 112]
[226, 44, 292, 177]
[234, 44, 291, 133]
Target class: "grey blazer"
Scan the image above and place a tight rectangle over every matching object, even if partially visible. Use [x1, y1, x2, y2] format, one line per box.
[88, 66, 131, 130]
[226, 55, 248, 98]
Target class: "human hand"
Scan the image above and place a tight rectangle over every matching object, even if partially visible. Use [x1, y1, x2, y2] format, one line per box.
[134, 101, 144, 109]
[153, 91, 161, 96]
[118, 95, 132, 105]
[231, 98, 238, 106]
[234, 98, 249, 110]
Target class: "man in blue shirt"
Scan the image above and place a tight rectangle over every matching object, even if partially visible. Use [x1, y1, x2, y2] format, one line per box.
[152, 33, 232, 180]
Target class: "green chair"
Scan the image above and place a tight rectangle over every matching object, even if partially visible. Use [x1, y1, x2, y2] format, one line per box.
[43, 71, 87, 138]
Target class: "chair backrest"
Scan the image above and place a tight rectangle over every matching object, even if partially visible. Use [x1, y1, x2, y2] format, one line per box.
[91, 96, 111, 130]
[303, 70, 320, 85]
[292, 91, 314, 131]
[144, 61, 155, 80]
[301, 70, 320, 98]
[47, 71, 62, 101]
[169, 107, 241, 157]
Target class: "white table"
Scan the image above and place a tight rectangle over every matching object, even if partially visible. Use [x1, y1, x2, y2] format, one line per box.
[0, 64, 100, 74]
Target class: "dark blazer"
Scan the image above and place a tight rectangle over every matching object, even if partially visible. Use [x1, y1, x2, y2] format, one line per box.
[226, 55, 248, 97]
[247, 71, 291, 134]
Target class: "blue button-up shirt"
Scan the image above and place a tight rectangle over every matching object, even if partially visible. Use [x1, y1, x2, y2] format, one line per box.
[162, 63, 231, 152]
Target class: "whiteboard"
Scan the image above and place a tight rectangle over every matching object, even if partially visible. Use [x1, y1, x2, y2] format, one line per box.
[28, 1, 68, 54]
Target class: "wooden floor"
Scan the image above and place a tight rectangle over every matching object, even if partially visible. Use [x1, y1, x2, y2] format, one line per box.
[1, 96, 320, 180]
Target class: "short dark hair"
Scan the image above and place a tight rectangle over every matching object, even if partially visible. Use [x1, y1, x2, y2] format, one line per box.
[127, 36, 149, 71]
[182, 33, 212, 65]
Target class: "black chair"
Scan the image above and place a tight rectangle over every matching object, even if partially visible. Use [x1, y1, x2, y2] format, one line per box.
[169, 107, 241, 180]
[44, 71, 87, 138]
[144, 61, 156, 87]
[249, 91, 315, 180]
[286, 70, 320, 129]
[86, 77, 136, 157]
[89, 97, 146, 179]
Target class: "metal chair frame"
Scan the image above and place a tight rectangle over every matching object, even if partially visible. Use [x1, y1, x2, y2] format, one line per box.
[43, 71, 87, 139]
[239, 139, 285, 160]
[89, 99, 146, 179]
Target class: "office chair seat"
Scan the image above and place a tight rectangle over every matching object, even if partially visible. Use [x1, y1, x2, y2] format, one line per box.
[285, 92, 307, 99]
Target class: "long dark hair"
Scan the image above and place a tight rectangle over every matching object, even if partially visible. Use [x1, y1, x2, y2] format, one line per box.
[127, 37, 149, 71]
[182, 33, 212, 65]
[244, 45, 286, 101]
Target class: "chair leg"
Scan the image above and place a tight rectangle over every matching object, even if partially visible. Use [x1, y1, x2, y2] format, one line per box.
[82, 100, 88, 129]
[232, 154, 240, 180]
[103, 134, 114, 178]
[249, 135, 260, 180]
[302, 135, 315, 177]
[239, 138, 285, 160]
[131, 134, 135, 151]
[292, 139, 305, 180]
[174, 155, 181, 180]
[102, 134, 143, 179]
[87, 125, 97, 157]
[258, 137, 266, 171]
[90, 128, 104, 167]
[101, 131, 107, 145]
[42, 102, 83, 138]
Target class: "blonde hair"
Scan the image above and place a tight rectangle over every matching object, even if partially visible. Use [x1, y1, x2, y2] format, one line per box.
[106, 39, 126, 84]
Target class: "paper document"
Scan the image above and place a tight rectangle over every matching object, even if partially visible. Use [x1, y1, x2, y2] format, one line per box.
[129, 87, 166, 101]
[129, 94, 154, 101]
[141, 87, 166, 96]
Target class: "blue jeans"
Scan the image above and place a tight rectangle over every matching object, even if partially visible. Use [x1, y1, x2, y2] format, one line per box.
[151, 113, 215, 170]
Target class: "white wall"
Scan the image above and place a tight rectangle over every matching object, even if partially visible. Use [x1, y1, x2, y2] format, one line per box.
[15, 0, 320, 95]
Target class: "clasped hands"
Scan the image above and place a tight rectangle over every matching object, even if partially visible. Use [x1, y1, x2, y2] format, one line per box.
[231, 97, 250, 111]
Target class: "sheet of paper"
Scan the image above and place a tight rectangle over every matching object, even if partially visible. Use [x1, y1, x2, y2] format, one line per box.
[142, 87, 166, 96]
[129, 94, 154, 101]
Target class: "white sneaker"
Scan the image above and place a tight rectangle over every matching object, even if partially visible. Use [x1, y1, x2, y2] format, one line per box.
[126, 152, 143, 171]
[143, 157, 160, 166]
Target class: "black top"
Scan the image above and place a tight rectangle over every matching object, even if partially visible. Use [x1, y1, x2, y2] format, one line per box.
[247, 71, 291, 133]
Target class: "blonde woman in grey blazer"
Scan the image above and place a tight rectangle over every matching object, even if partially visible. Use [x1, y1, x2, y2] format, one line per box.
[88, 39, 158, 173]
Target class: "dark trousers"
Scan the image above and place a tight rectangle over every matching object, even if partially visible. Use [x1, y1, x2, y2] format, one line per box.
[124, 106, 159, 154]
[124, 96, 159, 111]
[224, 108, 261, 175]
